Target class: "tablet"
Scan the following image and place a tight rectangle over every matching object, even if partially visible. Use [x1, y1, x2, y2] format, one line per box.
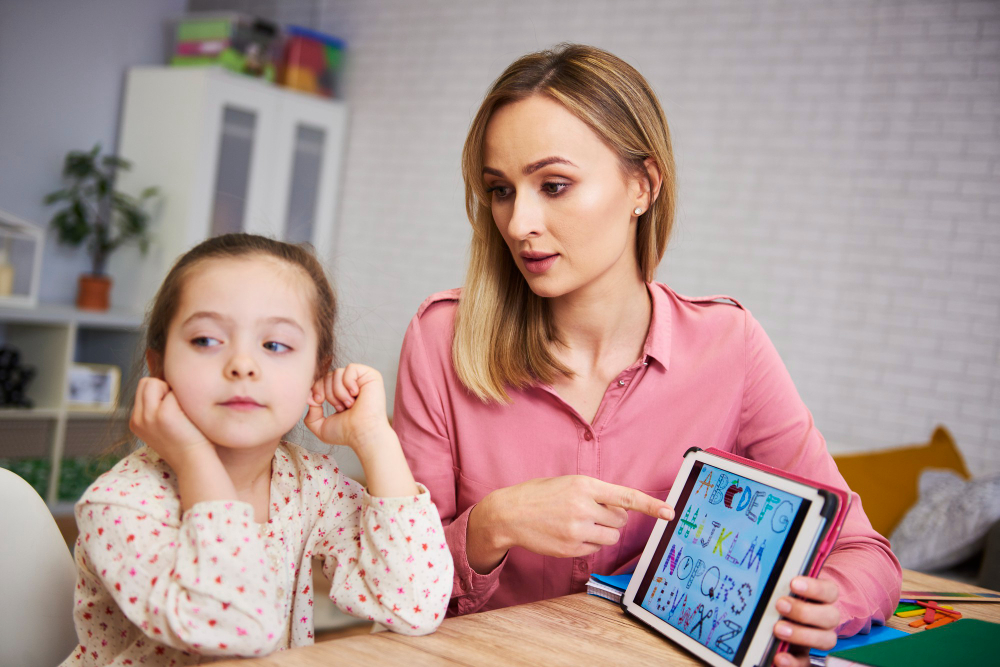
[621, 448, 840, 667]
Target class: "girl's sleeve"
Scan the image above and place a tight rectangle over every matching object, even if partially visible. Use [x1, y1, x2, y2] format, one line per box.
[393, 308, 506, 615]
[75, 497, 282, 656]
[735, 312, 903, 636]
[311, 474, 453, 635]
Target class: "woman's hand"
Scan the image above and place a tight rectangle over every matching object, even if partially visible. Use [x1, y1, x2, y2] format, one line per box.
[468, 475, 674, 573]
[772, 576, 840, 667]
[304, 364, 391, 454]
[130, 377, 214, 472]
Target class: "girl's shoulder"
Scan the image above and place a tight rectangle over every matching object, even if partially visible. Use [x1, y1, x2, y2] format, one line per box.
[273, 442, 347, 497]
[76, 446, 180, 523]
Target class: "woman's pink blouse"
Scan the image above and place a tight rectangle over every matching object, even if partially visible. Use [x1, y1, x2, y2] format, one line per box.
[393, 283, 901, 635]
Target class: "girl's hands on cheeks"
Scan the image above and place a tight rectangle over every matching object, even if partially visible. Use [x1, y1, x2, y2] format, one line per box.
[772, 576, 840, 667]
[130, 377, 215, 472]
[304, 364, 392, 454]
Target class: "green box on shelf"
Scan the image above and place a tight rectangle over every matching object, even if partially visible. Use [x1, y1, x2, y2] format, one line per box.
[0, 455, 116, 503]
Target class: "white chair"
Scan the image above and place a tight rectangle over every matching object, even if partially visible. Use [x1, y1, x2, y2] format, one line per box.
[0, 468, 78, 666]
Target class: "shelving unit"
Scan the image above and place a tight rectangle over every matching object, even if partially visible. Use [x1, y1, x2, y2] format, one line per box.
[0, 304, 143, 507]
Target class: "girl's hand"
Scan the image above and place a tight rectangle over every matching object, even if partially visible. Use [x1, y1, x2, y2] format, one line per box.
[772, 576, 840, 667]
[304, 364, 391, 454]
[130, 377, 215, 473]
[468, 475, 674, 572]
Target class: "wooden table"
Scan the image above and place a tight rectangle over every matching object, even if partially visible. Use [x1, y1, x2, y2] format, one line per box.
[215, 570, 1000, 666]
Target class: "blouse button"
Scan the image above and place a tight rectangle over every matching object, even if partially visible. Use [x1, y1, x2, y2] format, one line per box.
[583, 431, 593, 442]
[618, 379, 626, 386]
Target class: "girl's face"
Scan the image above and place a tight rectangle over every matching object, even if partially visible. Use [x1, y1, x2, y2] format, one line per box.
[482, 94, 648, 300]
[159, 256, 319, 451]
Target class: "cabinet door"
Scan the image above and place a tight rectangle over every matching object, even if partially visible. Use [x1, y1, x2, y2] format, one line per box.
[263, 95, 348, 259]
[204, 77, 281, 240]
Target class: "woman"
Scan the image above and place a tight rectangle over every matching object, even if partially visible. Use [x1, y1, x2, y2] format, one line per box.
[393, 44, 900, 666]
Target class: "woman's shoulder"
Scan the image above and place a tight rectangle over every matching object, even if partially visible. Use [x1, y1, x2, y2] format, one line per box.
[76, 446, 180, 522]
[401, 288, 462, 353]
[653, 282, 750, 328]
[412, 288, 461, 324]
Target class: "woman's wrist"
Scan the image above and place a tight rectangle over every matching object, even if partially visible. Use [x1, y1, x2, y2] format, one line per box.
[467, 489, 513, 574]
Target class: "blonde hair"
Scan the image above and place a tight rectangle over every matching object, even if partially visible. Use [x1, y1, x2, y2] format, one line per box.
[454, 43, 677, 403]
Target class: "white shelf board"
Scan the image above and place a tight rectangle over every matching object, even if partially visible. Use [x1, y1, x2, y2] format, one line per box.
[0, 407, 62, 419]
[0, 303, 144, 328]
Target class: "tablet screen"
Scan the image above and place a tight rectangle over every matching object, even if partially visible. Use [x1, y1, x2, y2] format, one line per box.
[634, 460, 810, 664]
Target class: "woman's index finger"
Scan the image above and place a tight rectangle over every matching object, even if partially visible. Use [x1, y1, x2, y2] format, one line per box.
[592, 481, 674, 520]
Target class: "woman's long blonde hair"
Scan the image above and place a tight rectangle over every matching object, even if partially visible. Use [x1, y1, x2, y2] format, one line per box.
[454, 43, 677, 403]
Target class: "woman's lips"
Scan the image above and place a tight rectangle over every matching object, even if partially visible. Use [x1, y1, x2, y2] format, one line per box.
[521, 253, 558, 274]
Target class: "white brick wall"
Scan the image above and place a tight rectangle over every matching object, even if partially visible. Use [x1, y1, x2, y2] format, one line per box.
[199, 0, 1000, 474]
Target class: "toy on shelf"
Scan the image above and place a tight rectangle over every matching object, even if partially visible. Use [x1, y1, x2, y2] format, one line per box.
[281, 25, 345, 98]
[0, 345, 35, 409]
[170, 13, 280, 81]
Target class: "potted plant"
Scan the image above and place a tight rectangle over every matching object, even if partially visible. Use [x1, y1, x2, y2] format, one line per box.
[44, 144, 159, 310]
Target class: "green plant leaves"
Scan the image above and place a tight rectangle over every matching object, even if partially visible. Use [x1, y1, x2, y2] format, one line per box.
[43, 145, 159, 275]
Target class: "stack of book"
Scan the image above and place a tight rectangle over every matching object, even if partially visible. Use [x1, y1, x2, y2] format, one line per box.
[585, 574, 631, 604]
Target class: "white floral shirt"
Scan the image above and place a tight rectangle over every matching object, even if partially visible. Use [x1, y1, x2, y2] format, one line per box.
[61, 443, 452, 666]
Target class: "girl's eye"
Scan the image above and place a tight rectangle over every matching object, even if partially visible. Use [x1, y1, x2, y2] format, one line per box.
[542, 182, 568, 196]
[263, 341, 291, 353]
[486, 185, 512, 200]
[192, 336, 221, 347]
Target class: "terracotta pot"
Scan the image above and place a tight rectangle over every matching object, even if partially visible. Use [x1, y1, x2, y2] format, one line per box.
[76, 274, 112, 311]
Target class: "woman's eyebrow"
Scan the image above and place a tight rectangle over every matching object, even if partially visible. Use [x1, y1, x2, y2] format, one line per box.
[523, 156, 576, 175]
[482, 157, 578, 179]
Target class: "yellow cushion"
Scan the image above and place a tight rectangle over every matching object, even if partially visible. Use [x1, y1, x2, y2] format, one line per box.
[833, 426, 969, 537]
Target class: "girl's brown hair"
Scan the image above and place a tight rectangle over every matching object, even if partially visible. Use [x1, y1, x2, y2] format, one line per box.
[454, 43, 677, 403]
[145, 233, 337, 378]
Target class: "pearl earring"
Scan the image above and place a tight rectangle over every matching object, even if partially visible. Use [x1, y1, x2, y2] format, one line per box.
[634, 207, 643, 216]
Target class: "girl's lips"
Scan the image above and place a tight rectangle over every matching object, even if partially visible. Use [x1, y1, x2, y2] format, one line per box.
[221, 398, 263, 411]
[522, 254, 558, 274]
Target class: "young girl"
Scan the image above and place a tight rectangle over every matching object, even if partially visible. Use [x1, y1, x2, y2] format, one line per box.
[62, 234, 452, 666]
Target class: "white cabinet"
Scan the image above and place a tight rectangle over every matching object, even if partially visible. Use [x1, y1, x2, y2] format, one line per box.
[111, 67, 348, 312]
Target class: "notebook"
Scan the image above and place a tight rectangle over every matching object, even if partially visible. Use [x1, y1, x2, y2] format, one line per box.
[808, 625, 907, 666]
[826, 619, 1000, 667]
[586, 573, 631, 604]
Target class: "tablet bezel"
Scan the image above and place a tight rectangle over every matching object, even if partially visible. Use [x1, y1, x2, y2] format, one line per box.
[621, 448, 835, 667]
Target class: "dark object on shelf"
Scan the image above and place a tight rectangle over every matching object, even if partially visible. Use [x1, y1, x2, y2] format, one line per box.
[0, 344, 35, 408]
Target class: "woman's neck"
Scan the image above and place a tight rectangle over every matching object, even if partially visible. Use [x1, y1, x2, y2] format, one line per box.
[548, 270, 652, 372]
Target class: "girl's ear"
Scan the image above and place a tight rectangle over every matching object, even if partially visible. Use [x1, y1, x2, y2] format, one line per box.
[146, 349, 164, 379]
[314, 356, 334, 382]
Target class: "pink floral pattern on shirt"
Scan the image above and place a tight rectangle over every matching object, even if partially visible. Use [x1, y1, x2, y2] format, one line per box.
[61, 443, 452, 666]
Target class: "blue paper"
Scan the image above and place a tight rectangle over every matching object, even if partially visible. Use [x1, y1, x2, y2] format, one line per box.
[808, 624, 908, 657]
[590, 573, 632, 591]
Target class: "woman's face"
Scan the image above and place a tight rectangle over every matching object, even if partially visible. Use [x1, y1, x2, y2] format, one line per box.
[482, 94, 648, 300]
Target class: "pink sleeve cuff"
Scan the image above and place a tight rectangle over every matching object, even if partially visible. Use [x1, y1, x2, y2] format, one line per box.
[446, 503, 507, 615]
